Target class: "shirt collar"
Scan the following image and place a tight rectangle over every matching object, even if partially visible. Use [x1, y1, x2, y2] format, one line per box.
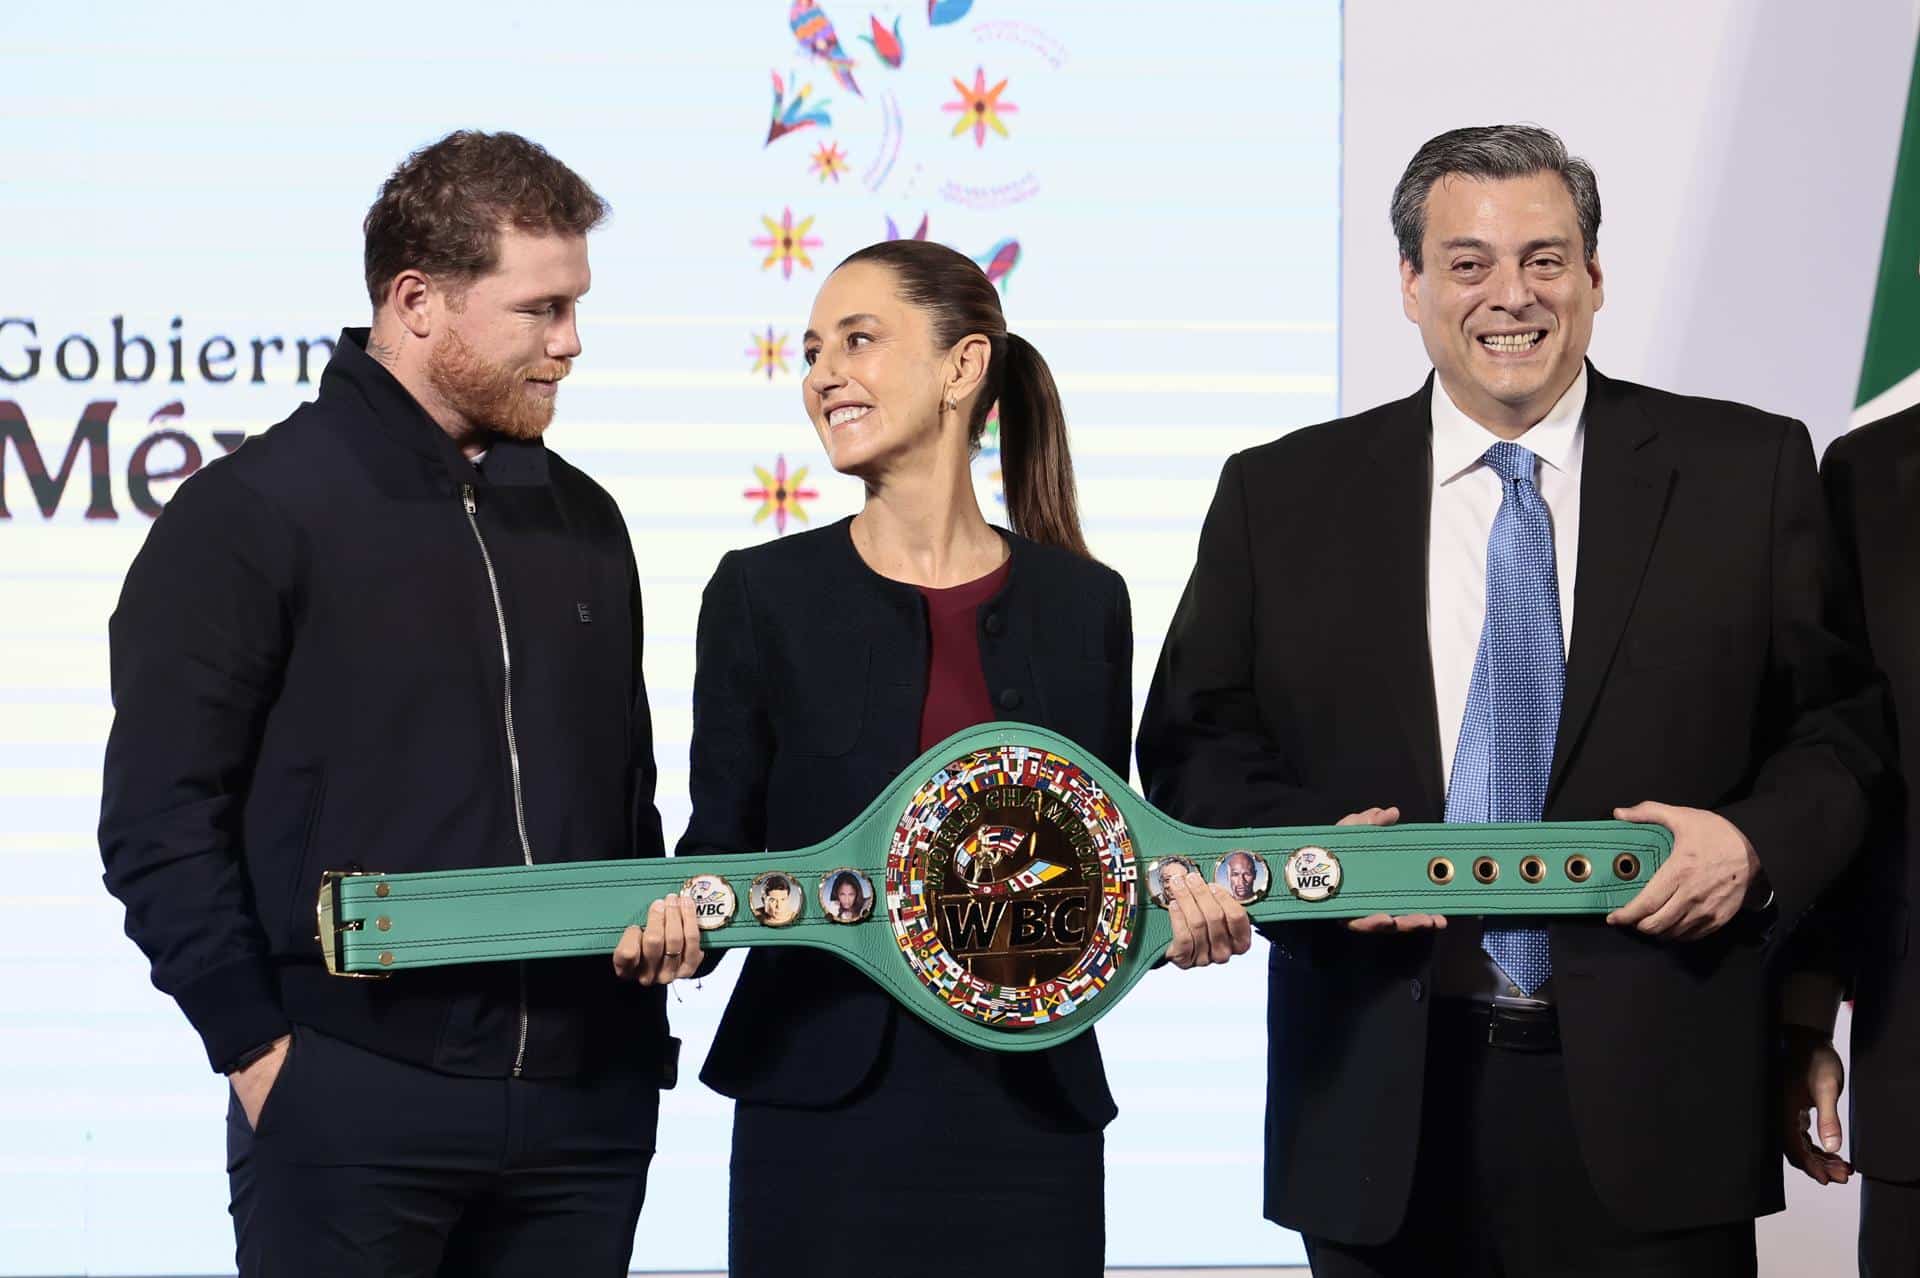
[1431, 364, 1588, 486]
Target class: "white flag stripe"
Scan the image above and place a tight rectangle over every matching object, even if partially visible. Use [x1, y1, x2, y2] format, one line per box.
[1849, 365, 1920, 431]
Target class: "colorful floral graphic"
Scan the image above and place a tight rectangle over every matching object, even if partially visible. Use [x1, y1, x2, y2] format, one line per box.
[766, 70, 833, 146]
[752, 207, 824, 279]
[975, 237, 1021, 287]
[809, 140, 850, 183]
[790, 0, 862, 97]
[748, 11, 1065, 413]
[745, 455, 820, 533]
[860, 14, 904, 67]
[884, 211, 930, 240]
[944, 66, 1017, 148]
[746, 326, 794, 380]
[975, 405, 1003, 505]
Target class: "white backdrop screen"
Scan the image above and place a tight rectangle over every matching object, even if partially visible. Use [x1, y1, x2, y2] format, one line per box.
[0, 2, 1339, 1271]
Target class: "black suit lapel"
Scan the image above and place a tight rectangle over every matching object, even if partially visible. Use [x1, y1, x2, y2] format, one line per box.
[1548, 366, 1676, 801]
[1897, 444, 1920, 571]
[1891, 444, 1920, 660]
[1362, 381, 1447, 815]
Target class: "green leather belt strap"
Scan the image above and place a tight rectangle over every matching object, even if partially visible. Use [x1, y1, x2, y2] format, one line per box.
[319, 722, 1670, 1052]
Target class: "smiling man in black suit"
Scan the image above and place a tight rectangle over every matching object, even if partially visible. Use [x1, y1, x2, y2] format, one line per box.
[1138, 125, 1885, 1276]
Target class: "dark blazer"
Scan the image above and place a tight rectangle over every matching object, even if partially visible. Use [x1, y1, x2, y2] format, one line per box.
[682, 516, 1131, 1128]
[1137, 366, 1884, 1243]
[1792, 408, 1920, 1180]
[98, 329, 672, 1081]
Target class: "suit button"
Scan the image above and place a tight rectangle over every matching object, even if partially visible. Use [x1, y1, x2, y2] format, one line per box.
[1410, 979, 1425, 1002]
[982, 612, 1005, 637]
[997, 688, 1023, 711]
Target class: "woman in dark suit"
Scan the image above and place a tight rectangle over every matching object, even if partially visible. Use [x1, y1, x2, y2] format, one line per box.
[671, 240, 1248, 1277]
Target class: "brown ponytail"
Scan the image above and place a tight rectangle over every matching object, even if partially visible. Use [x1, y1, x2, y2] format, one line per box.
[836, 239, 1090, 557]
[996, 332, 1087, 557]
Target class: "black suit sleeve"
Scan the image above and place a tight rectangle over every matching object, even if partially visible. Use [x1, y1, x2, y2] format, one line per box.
[677, 551, 772, 979]
[1105, 568, 1135, 780]
[97, 469, 297, 1072]
[625, 541, 666, 861]
[1715, 422, 1888, 924]
[1777, 430, 1882, 988]
[1137, 451, 1342, 827]
[677, 550, 771, 860]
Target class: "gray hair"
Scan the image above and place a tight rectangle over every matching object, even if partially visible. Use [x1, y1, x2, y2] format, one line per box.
[1391, 125, 1600, 271]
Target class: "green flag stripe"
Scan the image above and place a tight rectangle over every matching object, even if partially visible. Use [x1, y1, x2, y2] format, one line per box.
[1859, 33, 1920, 408]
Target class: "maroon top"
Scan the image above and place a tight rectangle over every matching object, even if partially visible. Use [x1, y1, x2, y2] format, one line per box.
[916, 557, 1013, 750]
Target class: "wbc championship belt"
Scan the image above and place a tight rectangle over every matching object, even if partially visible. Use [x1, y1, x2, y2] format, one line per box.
[317, 723, 1670, 1053]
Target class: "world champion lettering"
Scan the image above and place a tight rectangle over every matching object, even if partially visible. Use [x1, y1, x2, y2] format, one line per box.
[0, 316, 333, 520]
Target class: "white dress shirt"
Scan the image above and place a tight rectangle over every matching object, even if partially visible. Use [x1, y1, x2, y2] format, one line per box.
[1427, 367, 1587, 1004]
[1429, 368, 1586, 785]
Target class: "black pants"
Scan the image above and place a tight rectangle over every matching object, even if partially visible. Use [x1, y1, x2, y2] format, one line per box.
[1862, 1173, 1920, 1277]
[1304, 1003, 1756, 1278]
[227, 1025, 659, 1278]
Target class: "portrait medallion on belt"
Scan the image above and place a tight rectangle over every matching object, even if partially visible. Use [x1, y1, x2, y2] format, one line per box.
[1215, 850, 1270, 904]
[749, 871, 805, 927]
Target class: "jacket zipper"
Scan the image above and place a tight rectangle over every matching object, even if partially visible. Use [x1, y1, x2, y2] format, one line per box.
[462, 483, 535, 1077]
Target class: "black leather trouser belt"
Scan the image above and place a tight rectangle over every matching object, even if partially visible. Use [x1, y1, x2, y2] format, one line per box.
[1439, 998, 1562, 1053]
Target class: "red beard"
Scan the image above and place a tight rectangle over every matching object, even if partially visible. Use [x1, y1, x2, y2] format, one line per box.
[426, 327, 570, 441]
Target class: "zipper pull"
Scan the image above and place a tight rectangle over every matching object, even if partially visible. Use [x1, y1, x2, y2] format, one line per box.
[462, 483, 477, 515]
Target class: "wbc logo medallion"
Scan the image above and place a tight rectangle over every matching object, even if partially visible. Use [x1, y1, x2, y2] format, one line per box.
[1283, 846, 1342, 902]
[681, 873, 739, 931]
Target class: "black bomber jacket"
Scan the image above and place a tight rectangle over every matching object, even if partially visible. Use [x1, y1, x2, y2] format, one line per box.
[100, 329, 673, 1081]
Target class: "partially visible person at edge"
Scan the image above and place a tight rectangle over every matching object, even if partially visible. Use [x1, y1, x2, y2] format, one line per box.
[617, 239, 1251, 1278]
[1777, 407, 1914, 1278]
[99, 130, 700, 1278]
[1136, 124, 1885, 1276]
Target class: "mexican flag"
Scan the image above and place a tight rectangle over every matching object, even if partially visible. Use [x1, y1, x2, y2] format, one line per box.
[1856, 33, 1920, 428]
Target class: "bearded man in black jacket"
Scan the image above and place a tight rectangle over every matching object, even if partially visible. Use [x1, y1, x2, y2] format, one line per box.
[98, 130, 701, 1277]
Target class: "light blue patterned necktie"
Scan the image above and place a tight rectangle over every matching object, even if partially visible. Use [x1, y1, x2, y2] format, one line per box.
[1444, 440, 1563, 996]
